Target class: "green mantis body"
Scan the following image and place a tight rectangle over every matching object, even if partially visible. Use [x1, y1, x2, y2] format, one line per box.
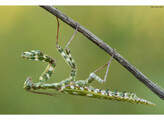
[22, 18, 155, 106]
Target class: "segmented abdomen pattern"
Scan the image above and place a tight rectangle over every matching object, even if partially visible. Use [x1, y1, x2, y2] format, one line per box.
[61, 84, 155, 106]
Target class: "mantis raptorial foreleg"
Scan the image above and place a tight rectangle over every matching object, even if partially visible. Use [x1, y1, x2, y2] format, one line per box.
[22, 50, 56, 84]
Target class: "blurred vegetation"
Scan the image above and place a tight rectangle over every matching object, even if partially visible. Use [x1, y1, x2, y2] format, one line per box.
[0, 6, 164, 114]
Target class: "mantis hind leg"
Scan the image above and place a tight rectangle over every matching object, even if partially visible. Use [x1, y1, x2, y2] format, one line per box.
[74, 49, 115, 87]
[86, 49, 116, 85]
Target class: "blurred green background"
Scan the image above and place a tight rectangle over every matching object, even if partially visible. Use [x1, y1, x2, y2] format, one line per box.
[0, 6, 164, 114]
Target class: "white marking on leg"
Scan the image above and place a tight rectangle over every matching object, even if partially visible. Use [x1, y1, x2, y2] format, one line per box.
[49, 66, 54, 71]
[94, 89, 99, 92]
[87, 94, 93, 96]
[94, 90, 97, 93]
[116, 92, 120, 97]
[46, 73, 50, 79]
[101, 90, 106, 95]
[80, 87, 84, 90]
[108, 91, 113, 96]
[72, 92, 79, 95]
[61, 52, 66, 58]
[35, 56, 39, 61]
[70, 85, 74, 89]
[39, 76, 43, 81]
[24, 52, 31, 55]
[61, 86, 66, 90]
[88, 88, 91, 92]
[31, 50, 37, 52]
[124, 93, 128, 99]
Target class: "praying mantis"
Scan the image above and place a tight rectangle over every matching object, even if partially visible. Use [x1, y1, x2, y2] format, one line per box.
[22, 17, 155, 106]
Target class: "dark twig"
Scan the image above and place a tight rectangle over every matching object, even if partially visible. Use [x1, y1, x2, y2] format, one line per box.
[40, 5, 164, 100]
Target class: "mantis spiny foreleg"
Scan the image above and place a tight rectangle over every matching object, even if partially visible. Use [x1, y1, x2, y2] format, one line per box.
[22, 50, 61, 96]
[22, 50, 56, 84]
